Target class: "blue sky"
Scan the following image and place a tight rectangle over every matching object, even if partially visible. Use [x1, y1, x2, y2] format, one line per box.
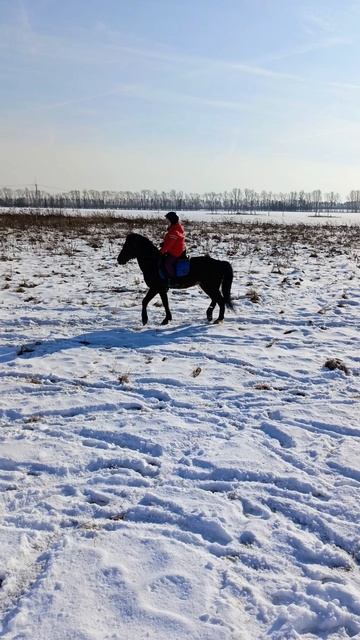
[1, 0, 360, 195]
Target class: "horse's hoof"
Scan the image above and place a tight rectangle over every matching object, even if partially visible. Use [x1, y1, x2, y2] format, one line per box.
[161, 318, 170, 325]
[214, 319, 224, 324]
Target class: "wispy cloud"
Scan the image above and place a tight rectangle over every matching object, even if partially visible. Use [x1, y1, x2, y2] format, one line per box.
[254, 35, 350, 66]
[300, 2, 360, 39]
[114, 84, 252, 111]
[328, 81, 360, 90]
[0, 15, 304, 83]
[8, 83, 251, 116]
[302, 10, 335, 35]
[276, 115, 360, 148]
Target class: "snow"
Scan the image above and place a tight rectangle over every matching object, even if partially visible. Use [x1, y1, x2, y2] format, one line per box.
[1, 205, 360, 226]
[0, 211, 359, 639]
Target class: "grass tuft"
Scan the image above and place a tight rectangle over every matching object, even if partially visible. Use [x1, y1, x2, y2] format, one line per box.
[324, 358, 350, 375]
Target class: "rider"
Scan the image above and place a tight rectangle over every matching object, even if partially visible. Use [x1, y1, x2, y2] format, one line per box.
[160, 212, 186, 279]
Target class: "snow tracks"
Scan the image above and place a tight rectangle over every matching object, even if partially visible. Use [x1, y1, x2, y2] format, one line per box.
[0, 234, 359, 639]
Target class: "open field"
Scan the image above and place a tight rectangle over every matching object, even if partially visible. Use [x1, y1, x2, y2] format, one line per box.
[0, 212, 359, 639]
[1, 206, 360, 227]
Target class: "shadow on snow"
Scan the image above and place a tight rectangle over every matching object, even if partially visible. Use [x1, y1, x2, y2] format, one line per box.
[0, 324, 211, 363]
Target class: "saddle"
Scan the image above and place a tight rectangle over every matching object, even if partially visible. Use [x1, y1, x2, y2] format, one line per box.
[174, 257, 191, 277]
[159, 254, 191, 286]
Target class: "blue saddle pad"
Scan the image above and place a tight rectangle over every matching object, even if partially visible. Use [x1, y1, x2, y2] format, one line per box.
[175, 259, 190, 277]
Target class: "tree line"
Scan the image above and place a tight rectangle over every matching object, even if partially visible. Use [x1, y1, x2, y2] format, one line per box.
[1, 186, 360, 213]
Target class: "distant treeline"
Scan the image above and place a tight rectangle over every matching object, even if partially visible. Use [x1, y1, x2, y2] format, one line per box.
[1, 187, 360, 213]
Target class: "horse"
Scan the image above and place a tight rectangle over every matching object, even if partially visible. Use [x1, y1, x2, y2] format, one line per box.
[117, 233, 234, 325]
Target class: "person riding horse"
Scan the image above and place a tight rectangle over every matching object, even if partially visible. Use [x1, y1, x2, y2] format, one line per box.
[160, 212, 186, 280]
[117, 232, 234, 324]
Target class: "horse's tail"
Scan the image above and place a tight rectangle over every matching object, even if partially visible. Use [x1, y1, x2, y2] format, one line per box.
[221, 261, 235, 310]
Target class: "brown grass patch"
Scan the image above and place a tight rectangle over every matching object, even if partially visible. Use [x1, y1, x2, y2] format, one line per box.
[324, 358, 350, 375]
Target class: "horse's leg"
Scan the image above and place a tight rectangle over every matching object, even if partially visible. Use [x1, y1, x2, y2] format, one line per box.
[214, 291, 225, 323]
[200, 285, 218, 322]
[142, 288, 157, 325]
[202, 286, 226, 323]
[159, 290, 172, 325]
[207, 299, 217, 322]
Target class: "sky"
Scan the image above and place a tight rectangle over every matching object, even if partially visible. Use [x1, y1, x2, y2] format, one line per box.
[1, 0, 360, 196]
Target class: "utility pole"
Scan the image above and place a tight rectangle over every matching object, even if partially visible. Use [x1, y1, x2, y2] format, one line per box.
[34, 179, 39, 206]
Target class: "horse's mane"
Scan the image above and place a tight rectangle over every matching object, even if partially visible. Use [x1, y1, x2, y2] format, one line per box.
[127, 232, 159, 255]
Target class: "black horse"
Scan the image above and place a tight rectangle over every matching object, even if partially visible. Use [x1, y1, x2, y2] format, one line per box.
[117, 233, 234, 325]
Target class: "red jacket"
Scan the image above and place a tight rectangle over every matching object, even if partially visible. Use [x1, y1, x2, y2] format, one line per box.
[160, 222, 186, 257]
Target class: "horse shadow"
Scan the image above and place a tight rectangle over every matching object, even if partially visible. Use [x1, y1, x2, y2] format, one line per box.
[0, 324, 211, 363]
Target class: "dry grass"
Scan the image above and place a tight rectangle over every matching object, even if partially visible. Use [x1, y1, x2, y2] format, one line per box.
[324, 358, 350, 375]
[245, 289, 261, 303]
[0, 210, 359, 262]
[254, 382, 272, 390]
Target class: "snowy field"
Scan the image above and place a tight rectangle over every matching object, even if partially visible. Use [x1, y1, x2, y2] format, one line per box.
[1, 206, 360, 227]
[0, 212, 359, 639]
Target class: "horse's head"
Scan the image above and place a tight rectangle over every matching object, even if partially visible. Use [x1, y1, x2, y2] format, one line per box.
[117, 233, 138, 264]
[117, 232, 158, 265]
